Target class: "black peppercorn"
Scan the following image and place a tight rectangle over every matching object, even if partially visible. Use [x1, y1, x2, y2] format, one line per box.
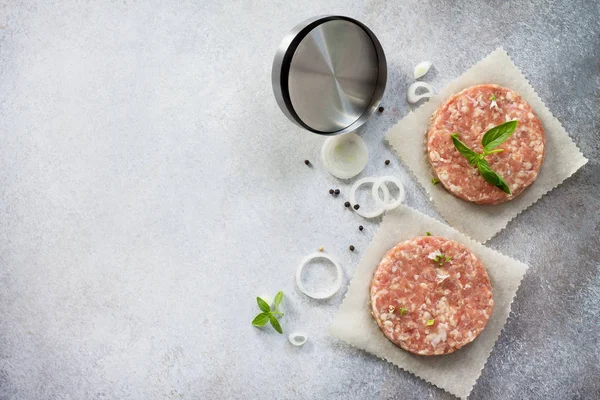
[334, 189, 340, 195]
[344, 201, 350, 208]
[329, 189, 334, 195]
[385, 159, 390, 166]
[378, 106, 384, 113]
[359, 225, 364, 231]
[349, 245, 355, 251]
[353, 204, 360, 210]
[304, 160, 310, 166]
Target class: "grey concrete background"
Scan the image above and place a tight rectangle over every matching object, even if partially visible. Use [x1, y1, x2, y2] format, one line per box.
[0, 0, 598, 399]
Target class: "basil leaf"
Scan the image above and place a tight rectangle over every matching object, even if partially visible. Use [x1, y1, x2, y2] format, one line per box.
[450, 134, 480, 166]
[482, 120, 517, 152]
[477, 159, 511, 194]
[252, 313, 270, 327]
[256, 297, 270, 312]
[269, 314, 283, 334]
[273, 291, 283, 310]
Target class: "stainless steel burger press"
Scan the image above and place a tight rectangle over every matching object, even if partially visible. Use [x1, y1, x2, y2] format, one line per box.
[272, 15, 387, 135]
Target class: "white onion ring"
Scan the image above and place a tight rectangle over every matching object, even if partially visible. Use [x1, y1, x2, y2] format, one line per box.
[372, 176, 406, 211]
[407, 81, 435, 104]
[320, 133, 369, 179]
[349, 177, 391, 219]
[288, 332, 308, 346]
[295, 253, 342, 300]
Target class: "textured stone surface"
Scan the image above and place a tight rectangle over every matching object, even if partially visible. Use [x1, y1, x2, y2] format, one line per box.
[0, 0, 598, 399]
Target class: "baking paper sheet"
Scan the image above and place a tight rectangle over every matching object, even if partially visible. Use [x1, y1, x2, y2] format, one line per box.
[329, 205, 528, 399]
[385, 48, 588, 243]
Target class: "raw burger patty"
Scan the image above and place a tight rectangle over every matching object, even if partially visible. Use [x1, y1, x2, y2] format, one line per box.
[370, 236, 494, 356]
[427, 84, 545, 205]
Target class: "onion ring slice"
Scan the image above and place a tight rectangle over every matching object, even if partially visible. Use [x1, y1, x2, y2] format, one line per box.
[372, 176, 406, 211]
[407, 81, 435, 104]
[320, 133, 369, 179]
[295, 253, 343, 300]
[288, 332, 308, 346]
[414, 61, 432, 79]
[349, 177, 391, 219]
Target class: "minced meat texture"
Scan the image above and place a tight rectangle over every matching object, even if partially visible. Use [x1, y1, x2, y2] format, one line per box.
[370, 236, 494, 356]
[427, 84, 545, 205]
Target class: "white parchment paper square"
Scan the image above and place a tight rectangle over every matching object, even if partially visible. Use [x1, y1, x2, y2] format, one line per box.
[385, 48, 588, 243]
[330, 205, 528, 399]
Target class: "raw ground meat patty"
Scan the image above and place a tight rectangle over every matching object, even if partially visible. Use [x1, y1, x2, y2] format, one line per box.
[370, 236, 494, 356]
[427, 84, 545, 205]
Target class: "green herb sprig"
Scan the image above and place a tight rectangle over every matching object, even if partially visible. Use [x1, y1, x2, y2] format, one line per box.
[431, 250, 452, 266]
[251, 291, 284, 334]
[450, 120, 517, 194]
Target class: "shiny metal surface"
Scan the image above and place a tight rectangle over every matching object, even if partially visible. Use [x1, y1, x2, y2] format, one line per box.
[272, 16, 386, 135]
[288, 21, 378, 132]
